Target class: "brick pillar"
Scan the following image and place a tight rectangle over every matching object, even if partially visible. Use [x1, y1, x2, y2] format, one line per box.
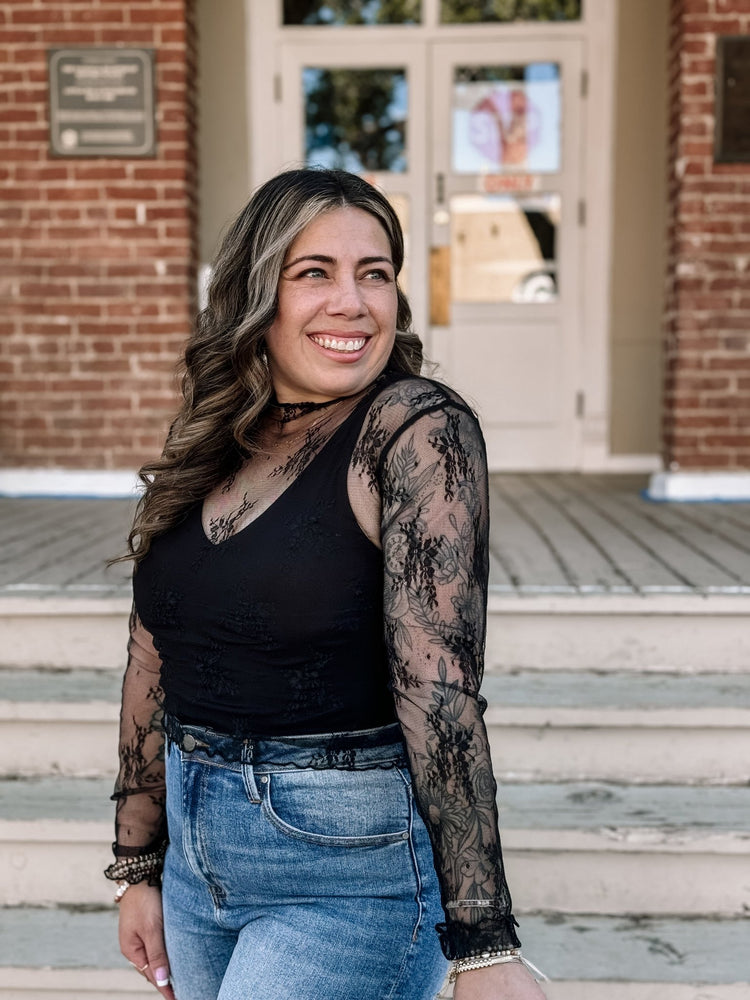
[0, 0, 198, 471]
[662, 0, 750, 472]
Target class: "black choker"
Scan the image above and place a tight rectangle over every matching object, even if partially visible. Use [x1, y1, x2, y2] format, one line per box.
[269, 373, 388, 424]
[269, 395, 350, 424]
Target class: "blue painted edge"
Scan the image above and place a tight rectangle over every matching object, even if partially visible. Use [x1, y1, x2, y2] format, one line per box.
[640, 488, 750, 504]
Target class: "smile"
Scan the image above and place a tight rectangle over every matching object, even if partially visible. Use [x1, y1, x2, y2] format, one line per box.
[310, 335, 367, 353]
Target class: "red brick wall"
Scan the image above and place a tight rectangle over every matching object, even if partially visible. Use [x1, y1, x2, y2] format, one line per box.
[663, 0, 750, 471]
[0, 0, 198, 470]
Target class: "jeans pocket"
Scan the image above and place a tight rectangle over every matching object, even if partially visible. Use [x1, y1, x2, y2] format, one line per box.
[260, 765, 413, 847]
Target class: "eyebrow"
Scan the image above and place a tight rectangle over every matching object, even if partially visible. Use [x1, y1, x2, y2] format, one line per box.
[282, 254, 394, 270]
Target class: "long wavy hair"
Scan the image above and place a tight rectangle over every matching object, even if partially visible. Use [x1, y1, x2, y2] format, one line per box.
[123, 168, 422, 564]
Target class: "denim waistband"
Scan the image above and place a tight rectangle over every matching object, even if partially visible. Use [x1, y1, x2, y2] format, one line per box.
[164, 714, 407, 769]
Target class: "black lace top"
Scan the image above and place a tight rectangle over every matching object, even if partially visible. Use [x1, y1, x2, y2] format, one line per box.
[112, 372, 520, 959]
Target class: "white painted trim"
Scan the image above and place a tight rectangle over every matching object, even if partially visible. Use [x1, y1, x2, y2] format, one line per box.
[580, 0, 618, 470]
[247, 0, 282, 188]
[647, 471, 750, 502]
[583, 453, 662, 473]
[0, 469, 141, 499]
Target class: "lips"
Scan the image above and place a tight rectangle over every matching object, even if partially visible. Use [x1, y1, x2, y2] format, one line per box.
[309, 334, 368, 354]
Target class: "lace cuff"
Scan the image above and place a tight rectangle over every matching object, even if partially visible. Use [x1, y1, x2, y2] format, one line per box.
[436, 914, 522, 961]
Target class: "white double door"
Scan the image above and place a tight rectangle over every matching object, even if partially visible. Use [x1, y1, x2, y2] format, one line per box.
[276, 36, 585, 470]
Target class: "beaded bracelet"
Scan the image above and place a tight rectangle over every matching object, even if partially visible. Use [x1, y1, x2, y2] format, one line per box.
[449, 949, 549, 984]
[104, 844, 166, 884]
[113, 880, 130, 904]
[448, 952, 522, 983]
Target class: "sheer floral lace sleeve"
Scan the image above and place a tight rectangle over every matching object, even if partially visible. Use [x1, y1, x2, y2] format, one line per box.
[370, 382, 520, 959]
[105, 604, 168, 885]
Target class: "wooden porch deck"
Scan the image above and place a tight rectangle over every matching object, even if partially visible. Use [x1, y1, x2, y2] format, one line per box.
[1, 474, 749, 598]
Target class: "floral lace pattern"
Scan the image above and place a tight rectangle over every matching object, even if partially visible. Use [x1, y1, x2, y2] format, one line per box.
[112, 373, 519, 957]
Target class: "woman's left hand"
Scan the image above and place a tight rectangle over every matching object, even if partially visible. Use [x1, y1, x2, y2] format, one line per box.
[452, 960, 547, 1000]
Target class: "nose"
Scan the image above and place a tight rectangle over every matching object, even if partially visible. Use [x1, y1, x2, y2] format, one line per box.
[325, 275, 367, 318]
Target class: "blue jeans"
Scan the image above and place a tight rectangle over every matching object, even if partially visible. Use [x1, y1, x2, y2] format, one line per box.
[162, 720, 448, 1000]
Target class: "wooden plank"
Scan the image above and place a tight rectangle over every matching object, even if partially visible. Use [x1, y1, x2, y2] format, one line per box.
[655, 501, 750, 556]
[2, 518, 122, 588]
[488, 547, 515, 592]
[501, 475, 634, 593]
[0, 501, 133, 591]
[605, 491, 750, 588]
[0, 501, 108, 569]
[0, 498, 62, 533]
[488, 477, 574, 592]
[531, 476, 690, 592]
[559, 473, 739, 588]
[58, 533, 131, 591]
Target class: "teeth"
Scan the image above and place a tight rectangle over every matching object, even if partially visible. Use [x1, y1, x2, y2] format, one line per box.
[312, 336, 366, 353]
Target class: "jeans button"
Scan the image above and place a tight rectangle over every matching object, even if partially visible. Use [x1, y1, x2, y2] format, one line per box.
[182, 734, 197, 752]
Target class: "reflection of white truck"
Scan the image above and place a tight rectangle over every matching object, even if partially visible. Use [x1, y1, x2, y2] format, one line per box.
[451, 194, 560, 302]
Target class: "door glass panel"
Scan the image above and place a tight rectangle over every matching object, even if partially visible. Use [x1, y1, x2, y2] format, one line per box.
[453, 64, 561, 173]
[441, 0, 581, 23]
[303, 68, 408, 172]
[450, 193, 560, 303]
[284, 1, 421, 25]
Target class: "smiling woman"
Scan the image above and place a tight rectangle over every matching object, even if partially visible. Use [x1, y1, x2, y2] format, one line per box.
[266, 206, 399, 402]
[106, 168, 546, 1000]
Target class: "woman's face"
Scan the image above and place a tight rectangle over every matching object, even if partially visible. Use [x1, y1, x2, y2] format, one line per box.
[265, 206, 398, 403]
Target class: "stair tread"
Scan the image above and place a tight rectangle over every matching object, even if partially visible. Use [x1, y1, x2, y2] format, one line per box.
[0, 667, 121, 703]
[483, 671, 750, 709]
[2, 777, 748, 835]
[0, 908, 746, 984]
[3, 667, 749, 711]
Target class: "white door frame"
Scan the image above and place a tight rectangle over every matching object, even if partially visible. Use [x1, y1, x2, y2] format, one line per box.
[244, 0, 619, 471]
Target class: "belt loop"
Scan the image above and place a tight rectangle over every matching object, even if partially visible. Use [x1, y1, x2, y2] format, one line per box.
[242, 739, 261, 803]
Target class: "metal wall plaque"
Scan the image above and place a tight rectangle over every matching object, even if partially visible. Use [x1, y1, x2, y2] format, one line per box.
[48, 48, 156, 157]
[714, 36, 750, 163]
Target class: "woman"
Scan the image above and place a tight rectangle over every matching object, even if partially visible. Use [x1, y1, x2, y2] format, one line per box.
[106, 168, 547, 1000]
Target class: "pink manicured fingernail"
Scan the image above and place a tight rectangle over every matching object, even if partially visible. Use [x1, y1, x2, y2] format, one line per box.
[155, 967, 170, 986]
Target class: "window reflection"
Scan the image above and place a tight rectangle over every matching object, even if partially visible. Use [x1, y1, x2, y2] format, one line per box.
[441, 0, 581, 23]
[284, 0, 421, 25]
[304, 68, 408, 172]
[453, 64, 561, 173]
[451, 193, 560, 303]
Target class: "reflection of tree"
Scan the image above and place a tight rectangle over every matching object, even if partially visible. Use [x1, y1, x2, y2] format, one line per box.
[305, 69, 407, 172]
[284, 0, 420, 26]
[442, 0, 580, 22]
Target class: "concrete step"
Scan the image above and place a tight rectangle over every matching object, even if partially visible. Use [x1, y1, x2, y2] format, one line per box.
[484, 670, 750, 784]
[3, 592, 750, 672]
[0, 668, 120, 779]
[3, 667, 749, 784]
[0, 908, 746, 1000]
[1, 777, 747, 914]
[0, 597, 129, 670]
[487, 593, 750, 673]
